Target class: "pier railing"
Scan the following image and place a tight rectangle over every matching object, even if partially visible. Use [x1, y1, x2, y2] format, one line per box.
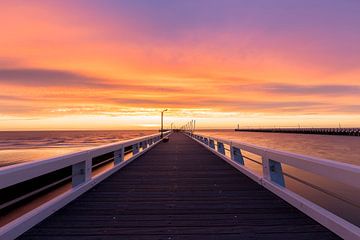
[186, 132, 360, 240]
[0, 131, 171, 239]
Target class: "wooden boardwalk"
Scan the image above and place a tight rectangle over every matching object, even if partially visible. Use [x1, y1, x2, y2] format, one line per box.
[19, 133, 340, 239]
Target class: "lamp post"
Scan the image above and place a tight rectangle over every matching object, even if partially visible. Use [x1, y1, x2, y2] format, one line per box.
[161, 109, 167, 138]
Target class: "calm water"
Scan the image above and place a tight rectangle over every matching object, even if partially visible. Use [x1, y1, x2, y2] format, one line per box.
[0, 130, 155, 167]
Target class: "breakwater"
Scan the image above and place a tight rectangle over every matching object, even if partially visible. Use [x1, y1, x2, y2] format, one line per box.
[235, 128, 360, 136]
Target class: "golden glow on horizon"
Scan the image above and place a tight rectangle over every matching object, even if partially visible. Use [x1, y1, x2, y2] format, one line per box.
[0, 1, 360, 130]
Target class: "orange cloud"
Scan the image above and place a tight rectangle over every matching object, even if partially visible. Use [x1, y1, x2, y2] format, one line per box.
[0, 1, 359, 130]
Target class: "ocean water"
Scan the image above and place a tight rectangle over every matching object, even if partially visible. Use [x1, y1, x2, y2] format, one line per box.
[0, 130, 156, 167]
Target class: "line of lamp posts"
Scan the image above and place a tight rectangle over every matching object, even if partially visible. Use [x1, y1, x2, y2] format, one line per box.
[160, 109, 196, 138]
[180, 120, 196, 133]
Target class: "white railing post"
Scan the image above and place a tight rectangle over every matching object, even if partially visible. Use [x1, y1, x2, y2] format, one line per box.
[143, 140, 148, 149]
[231, 146, 244, 165]
[217, 141, 225, 155]
[262, 155, 285, 187]
[132, 143, 139, 155]
[72, 158, 92, 187]
[262, 155, 271, 180]
[269, 159, 285, 187]
[114, 146, 124, 165]
[209, 139, 215, 149]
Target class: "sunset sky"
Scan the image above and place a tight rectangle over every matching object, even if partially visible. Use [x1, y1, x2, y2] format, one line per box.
[1, 0, 360, 130]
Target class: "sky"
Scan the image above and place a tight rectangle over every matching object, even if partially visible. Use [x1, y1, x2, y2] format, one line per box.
[0, 0, 360, 130]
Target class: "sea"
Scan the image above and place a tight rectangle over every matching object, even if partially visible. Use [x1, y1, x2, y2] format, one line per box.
[0, 129, 359, 226]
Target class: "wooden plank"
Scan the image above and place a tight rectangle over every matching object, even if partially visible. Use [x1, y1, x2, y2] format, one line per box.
[19, 133, 340, 240]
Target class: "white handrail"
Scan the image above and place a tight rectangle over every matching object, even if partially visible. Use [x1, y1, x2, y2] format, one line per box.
[0, 132, 166, 189]
[195, 134, 360, 189]
[0, 131, 171, 239]
[186, 132, 360, 240]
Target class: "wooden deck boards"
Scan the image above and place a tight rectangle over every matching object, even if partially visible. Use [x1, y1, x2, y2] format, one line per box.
[19, 133, 340, 239]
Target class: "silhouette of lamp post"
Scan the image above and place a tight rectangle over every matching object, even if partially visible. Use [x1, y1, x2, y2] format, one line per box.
[161, 109, 167, 138]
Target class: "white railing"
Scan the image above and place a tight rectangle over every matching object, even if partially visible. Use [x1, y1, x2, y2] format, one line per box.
[186, 132, 360, 240]
[0, 131, 171, 240]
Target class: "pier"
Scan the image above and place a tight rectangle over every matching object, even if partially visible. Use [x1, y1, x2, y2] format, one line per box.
[235, 127, 360, 136]
[0, 132, 359, 239]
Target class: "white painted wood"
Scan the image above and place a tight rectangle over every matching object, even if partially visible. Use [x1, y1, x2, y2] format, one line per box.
[266, 149, 360, 189]
[188, 133, 360, 240]
[230, 146, 244, 165]
[217, 141, 225, 155]
[0, 132, 167, 189]
[262, 155, 270, 180]
[0, 151, 91, 189]
[71, 159, 91, 187]
[132, 143, 139, 154]
[114, 147, 124, 165]
[191, 133, 360, 189]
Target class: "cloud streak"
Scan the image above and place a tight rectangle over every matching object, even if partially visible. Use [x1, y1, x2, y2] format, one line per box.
[1, 1, 360, 129]
[1, 68, 359, 117]
[0, 68, 187, 93]
[220, 83, 360, 96]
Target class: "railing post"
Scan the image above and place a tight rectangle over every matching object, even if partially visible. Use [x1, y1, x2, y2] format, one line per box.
[209, 139, 215, 149]
[114, 146, 124, 165]
[132, 143, 139, 155]
[269, 159, 285, 187]
[231, 146, 244, 165]
[217, 141, 225, 155]
[262, 156, 285, 187]
[141, 141, 147, 150]
[72, 158, 92, 187]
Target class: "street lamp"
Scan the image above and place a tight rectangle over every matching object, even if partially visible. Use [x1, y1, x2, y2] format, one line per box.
[161, 109, 167, 138]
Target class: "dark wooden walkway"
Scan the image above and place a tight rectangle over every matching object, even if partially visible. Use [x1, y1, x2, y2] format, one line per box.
[19, 133, 340, 239]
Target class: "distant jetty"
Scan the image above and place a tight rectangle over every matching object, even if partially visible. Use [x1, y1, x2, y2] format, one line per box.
[234, 127, 360, 136]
